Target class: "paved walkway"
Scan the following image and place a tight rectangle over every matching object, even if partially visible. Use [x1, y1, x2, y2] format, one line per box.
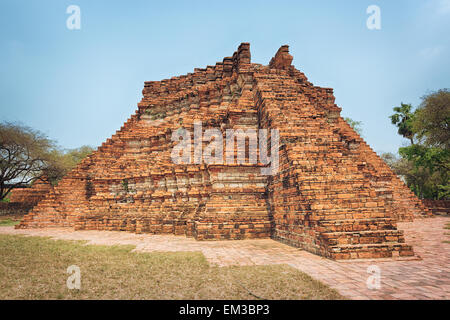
[1, 216, 449, 300]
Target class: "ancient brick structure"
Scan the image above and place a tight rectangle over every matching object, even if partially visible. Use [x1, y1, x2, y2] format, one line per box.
[1, 178, 53, 216]
[18, 43, 431, 259]
[422, 199, 450, 216]
[9, 177, 54, 206]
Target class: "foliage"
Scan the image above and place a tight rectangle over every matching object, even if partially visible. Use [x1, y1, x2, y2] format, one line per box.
[0, 122, 57, 201]
[0, 121, 94, 200]
[389, 103, 416, 144]
[381, 152, 442, 199]
[398, 145, 449, 199]
[414, 89, 450, 149]
[387, 90, 449, 199]
[44, 145, 94, 185]
[438, 184, 450, 200]
[122, 178, 129, 193]
[344, 117, 363, 135]
[1, 192, 10, 203]
[399, 144, 449, 173]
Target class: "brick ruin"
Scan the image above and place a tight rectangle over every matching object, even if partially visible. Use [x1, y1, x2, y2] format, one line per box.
[9, 177, 54, 206]
[421, 199, 450, 216]
[0, 178, 54, 216]
[17, 43, 431, 259]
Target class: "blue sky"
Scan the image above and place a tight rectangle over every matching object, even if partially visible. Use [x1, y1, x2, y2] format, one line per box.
[1, 0, 449, 154]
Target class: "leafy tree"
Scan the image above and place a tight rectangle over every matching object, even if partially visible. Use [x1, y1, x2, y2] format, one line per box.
[388, 90, 449, 199]
[344, 117, 363, 135]
[399, 144, 449, 173]
[381, 152, 443, 199]
[398, 145, 449, 199]
[45, 146, 94, 185]
[0, 122, 94, 200]
[438, 185, 450, 200]
[389, 103, 416, 145]
[414, 89, 450, 149]
[0, 122, 57, 201]
[66, 146, 94, 165]
[380, 152, 399, 170]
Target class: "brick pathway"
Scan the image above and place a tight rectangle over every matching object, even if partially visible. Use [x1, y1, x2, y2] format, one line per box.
[1, 216, 449, 300]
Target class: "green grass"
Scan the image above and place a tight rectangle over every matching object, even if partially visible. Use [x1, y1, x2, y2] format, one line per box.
[1, 193, 10, 203]
[0, 235, 344, 300]
[0, 219, 20, 226]
[445, 223, 450, 230]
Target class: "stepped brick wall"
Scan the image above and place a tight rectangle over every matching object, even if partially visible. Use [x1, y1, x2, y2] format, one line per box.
[18, 43, 430, 259]
[1, 178, 54, 216]
[422, 199, 450, 216]
[9, 178, 54, 206]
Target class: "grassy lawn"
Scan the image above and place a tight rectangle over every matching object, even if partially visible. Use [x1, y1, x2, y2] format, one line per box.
[0, 213, 23, 226]
[0, 234, 344, 300]
[0, 219, 20, 226]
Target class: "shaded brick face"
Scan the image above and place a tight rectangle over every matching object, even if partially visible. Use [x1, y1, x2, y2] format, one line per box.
[422, 199, 450, 216]
[18, 43, 430, 259]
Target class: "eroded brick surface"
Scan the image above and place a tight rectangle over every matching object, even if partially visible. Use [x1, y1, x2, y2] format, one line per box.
[17, 43, 430, 259]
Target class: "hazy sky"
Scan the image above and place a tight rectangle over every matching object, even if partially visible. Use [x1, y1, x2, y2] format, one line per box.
[1, 0, 449, 154]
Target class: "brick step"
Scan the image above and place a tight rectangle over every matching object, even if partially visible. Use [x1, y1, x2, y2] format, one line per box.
[193, 220, 272, 240]
[316, 218, 397, 232]
[322, 229, 405, 246]
[329, 242, 414, 260]
[201, 193, 271, 220]
[204, 205, 269, 216]
[308, 210, 389, 221]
